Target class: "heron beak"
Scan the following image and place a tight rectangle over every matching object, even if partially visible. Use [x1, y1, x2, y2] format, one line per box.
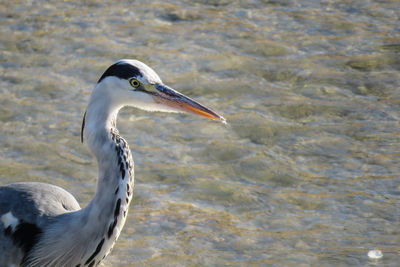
[153, 84, 226, 123]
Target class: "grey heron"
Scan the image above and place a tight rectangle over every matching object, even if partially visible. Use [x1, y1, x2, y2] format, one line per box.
[0, 59, 225, 266]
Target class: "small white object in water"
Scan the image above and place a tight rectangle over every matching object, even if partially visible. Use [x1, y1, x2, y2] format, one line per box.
[368, 249, 383, 259]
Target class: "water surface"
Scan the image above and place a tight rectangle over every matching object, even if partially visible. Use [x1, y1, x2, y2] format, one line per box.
[1, 0, 400, 266]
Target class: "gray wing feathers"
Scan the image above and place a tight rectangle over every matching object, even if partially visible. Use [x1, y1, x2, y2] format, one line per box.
[0, 182, 81, 227]
[0, 182, 81, 266]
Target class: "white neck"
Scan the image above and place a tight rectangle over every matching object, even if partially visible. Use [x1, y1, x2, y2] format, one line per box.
[26, 83, 135, 266]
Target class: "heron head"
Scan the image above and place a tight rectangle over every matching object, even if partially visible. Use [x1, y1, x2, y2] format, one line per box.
[94, 59, 225, 121]
[81, 60, 225, 142]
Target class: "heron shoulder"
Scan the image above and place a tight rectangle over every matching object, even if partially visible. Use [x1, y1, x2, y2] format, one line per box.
[0, 182, 81, 265]
[0, 182, 80, 225]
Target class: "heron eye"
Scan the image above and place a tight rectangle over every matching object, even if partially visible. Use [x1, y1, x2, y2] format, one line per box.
[129, 78, 141, 88]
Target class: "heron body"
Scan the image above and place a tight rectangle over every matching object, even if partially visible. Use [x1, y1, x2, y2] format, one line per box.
[0, 59, 225, 266]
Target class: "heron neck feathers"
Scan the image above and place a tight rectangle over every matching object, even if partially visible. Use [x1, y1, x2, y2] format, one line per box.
[26, 97, 134, 266]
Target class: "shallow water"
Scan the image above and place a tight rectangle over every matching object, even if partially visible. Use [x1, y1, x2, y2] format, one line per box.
[1, 0, 400, 266]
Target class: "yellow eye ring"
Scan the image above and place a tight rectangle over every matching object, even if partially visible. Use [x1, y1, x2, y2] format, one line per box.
[129, 78, 141, 88]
